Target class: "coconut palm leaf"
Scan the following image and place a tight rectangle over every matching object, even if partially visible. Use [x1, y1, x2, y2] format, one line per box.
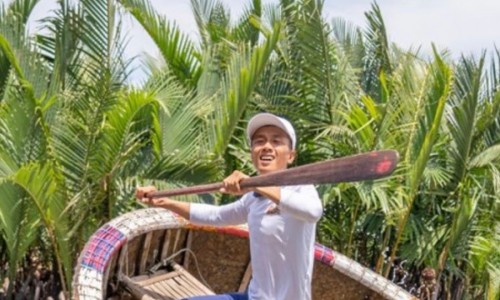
[0, 11, 59, 289]
[422, 54, 500, 296]
[380, 47, 452, 275]
[262, 0, 362, 162]
[191, 0, 215, 46]
[83, 89, 158, 220]
[0, 37, 76, 296]
[479, 50, 500, 147]
[289, 0, 339, 120]
[362, 2, 392, 101]
[0, 181, 40, 297]
[1, 162, 72, 294]
[137, 72, 222, 183]
[5, 0, 40, 24]
[0, 31, 55, 166]
[207, 20, 281, 157]
[75, 0, 130, 87]
[231, 0, 262, 45]
[119, 0, 202, 88]
[469, 225, 500, 297]
[0, 19, 50, 100]
[470, 144, 500, 167]
[191, 0, 230, 47]
[0, 54, 8, 101]
[486, 262, 500, 300]
[447, 56, 484, 184]
[331, 17, 365, 71]
[35, 0, 83, 91]
[406, 48, 451, 192]
[328, 46, 450, 272]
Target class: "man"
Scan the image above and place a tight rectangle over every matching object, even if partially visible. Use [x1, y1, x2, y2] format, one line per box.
[136, 113, 323, 300]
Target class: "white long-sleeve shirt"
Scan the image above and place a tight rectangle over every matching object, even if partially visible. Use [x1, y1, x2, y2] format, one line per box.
[189, 185, 323, 300]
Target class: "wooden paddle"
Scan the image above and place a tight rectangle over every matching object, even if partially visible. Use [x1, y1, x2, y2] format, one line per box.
[147, 149, 399, 198]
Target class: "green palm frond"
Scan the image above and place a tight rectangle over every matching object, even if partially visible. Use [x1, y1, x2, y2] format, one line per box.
[447, 188, 480, 257]
[231, 0, 262, 45]
[361, 2, 392, 100]
[89, 89, 155, 182]
[486, 47, 500, 99]
[470, 144, 500, 168]
[491, 165, 500, 196]
[346, 97, 376, 150]
[191, 0, 230, 47]
[0, 115, 20, 175]
[477, 90, 500, 148]
[375, 53, 428, 150]
[291, 0, 338, 119]
[191, 0, 216, 46]
[469, 224, 500, 297]
[398, 216, 447, 266]
[195, 43, 224, 98]
[146, 154, 222, 187]
[79, 0, 114, 63]
[331, 17, 365, 71]
[265, 0, 362, 161]
[0, 87, 46, 165]
[0, 21, 49, 100]
[2, 162, 72, 293]
[356, 180, 402, 213]
[144, 73, 210, 163]
[207, 20, 281, 157]
[0, 181, 40, 294]
[378, 47, 452, 276]
[51, 112, 91, 193]
[422, 158, 453, 188]
[75, 0, 129, 86]
[486, 261, 500, 300]
[447, 55, 484, 184]
[407, 47, 452, 191]
[5, 0, 41, 25]
[35, 0, 83, 91]
[141, 75, 224, 187]
[0, 52, 9, 101]
[119, 0, 202, 88]
[480, 50, 500, 147]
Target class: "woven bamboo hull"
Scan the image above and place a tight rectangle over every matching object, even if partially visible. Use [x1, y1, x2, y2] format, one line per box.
[72, 208, 417, 300]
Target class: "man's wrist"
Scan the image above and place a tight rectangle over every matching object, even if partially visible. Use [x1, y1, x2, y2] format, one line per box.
[159, 197, 172, 209]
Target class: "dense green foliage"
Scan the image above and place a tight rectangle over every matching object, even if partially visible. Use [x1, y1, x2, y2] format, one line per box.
[0, 0, 498, 298]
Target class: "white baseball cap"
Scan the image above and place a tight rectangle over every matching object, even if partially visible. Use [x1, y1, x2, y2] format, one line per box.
[246, 113, 296, 149]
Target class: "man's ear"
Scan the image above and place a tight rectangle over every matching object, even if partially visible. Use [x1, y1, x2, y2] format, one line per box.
[287, 150, 296, 164]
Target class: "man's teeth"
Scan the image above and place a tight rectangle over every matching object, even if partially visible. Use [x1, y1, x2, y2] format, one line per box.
[260, 155, 274, 161]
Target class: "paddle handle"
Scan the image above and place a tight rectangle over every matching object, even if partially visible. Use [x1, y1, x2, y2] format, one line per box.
[146, 150, 400, 198]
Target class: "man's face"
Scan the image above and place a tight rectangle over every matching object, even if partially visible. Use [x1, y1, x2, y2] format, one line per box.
[250, 126, 295, 174]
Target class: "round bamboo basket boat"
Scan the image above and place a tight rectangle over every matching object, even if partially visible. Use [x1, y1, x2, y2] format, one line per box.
[72, 208, 417, 300]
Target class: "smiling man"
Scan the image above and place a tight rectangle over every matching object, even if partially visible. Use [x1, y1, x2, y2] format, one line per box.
[136, 113, 323, 300]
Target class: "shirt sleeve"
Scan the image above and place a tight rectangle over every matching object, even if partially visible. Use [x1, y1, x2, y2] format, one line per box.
[189, 195, 249, 226]
[279, 185, 323, 223]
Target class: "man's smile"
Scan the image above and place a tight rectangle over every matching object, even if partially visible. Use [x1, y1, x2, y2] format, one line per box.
[259, 154, 275, 161]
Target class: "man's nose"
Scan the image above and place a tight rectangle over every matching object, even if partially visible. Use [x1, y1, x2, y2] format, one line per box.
[262, 141, 273, 149]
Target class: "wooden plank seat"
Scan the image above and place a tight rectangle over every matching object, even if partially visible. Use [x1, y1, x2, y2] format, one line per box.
[122, 261, 215, 300]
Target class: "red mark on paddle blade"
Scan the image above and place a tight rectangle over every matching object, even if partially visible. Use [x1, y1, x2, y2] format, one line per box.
[376, 160, 392, 174]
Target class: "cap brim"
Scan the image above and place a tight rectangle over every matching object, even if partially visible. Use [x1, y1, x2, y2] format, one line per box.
[246, 113, 296, 149]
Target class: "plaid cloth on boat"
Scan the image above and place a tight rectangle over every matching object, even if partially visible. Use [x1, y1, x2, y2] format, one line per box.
[81, 225, 126, 273]
[315, 243, 335, 265]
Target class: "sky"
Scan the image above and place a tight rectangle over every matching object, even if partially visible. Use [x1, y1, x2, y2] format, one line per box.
[8, 0, 500, 82]
[143, 0, 500, 55]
